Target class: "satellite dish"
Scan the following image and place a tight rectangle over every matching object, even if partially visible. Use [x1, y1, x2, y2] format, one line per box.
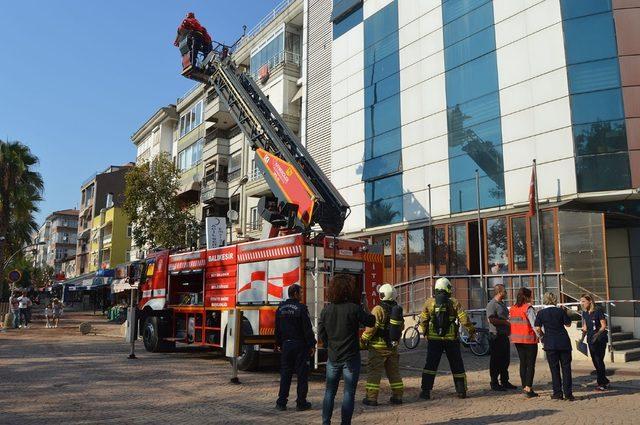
[227, 210, 239, 222]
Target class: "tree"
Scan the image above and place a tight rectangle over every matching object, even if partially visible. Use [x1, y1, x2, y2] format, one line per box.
[0, 140, 43, 298]
[123, 154, 199, 251]
[366, 200, 401, 228]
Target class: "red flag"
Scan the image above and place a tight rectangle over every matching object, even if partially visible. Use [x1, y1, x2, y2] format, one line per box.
[527, 166, 536, 217]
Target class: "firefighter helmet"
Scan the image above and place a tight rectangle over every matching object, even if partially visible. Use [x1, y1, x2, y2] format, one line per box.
[378, 283, 396, 301]
[434, 277, 452, 294]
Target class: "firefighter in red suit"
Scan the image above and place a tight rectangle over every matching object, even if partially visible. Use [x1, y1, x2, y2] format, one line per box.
[174, 12, 213, 61]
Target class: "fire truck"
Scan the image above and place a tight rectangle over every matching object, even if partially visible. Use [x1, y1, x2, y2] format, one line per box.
[133, 31, 383, 370]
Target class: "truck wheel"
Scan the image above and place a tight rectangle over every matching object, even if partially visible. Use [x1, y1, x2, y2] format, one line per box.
[143, 317, 161, 352]
[142, 316, 175, 352]
[226, 320, 259, 371]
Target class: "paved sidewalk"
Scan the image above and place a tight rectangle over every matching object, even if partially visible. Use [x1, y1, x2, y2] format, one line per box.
[1, 315, 639, 424]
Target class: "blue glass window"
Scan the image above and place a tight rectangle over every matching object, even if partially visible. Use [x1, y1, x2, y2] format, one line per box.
[444, 27, 495, 70]
[576, 153, 631, 192]
[563, 12, 618, 65]
[443, 0, 505, 213]
[250, 32, 284, 72]
[568, 58, 621, 94]
[442, 0, 491, 25]
[333, 0, 363, 39]
[443, 1, 494, 47]
[574, 120, 627, 155]
[560, 0, 612, 20]
[570, 88, 625, 125]
[362, 1, 403, 227]
[445, 52, 500, 107]
[362, 150, 402, 180]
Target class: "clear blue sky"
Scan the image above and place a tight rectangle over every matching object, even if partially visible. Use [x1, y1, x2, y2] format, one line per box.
[0, 0, 281, 225]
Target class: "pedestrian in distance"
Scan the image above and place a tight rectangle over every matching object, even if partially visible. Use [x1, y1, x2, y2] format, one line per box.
[535, 292, 575, 401]
[274, 284, 316, 412]
[9, 292, 20, 329]
[360, 283, 405, 406]
[44, 302, 53, 328]
[510, 287, 539, 398]
[318, 274, 375, 425]
[52, 298, 63, 328]
[419, 277, 476, 400]
[17, 291, 32, 328]
[486, 283, 517, 392]
[580, 294, 610, 391]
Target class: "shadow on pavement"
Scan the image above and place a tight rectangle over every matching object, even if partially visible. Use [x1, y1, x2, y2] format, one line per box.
[427, 408, 558, 425]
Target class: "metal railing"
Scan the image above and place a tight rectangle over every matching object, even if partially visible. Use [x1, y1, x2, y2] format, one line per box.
[248, 168, 263, 182]
[249, 50, 301, 81]
[177, 83, 202, 104]
[395, 272, 563, 316]
[236, 0, 298, 50]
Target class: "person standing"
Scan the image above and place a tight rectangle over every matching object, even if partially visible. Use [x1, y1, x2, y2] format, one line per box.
[360, 283, 404, 406]
[535, 292, 574, 401]
[274, 284, 316, 411]
[52, 298, 63, 328]
[580, 294, 609, 391]
[9, 292, 20, 329]
[319, 274, 375, 425]
[510, 287, 539, 397]
[17, 291, 32, 328]
[419, 277, 476, 400]
[486, 284, 516, 391]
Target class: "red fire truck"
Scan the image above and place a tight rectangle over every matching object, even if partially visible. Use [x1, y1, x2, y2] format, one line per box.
[133, 33, 383, 370]
[137, 235, 382, 370]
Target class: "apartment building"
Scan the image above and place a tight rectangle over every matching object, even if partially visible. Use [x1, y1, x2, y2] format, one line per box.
[170, 0, 304, 244]
[89, 205, 132, 272]
[304, 0, 640, 334]
[32, 209, 79, 277]
[76, 164, 134, 275]
[130, 105, 178, 259]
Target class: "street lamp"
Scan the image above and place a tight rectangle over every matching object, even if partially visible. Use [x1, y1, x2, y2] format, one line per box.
[227, 175, 249, 245]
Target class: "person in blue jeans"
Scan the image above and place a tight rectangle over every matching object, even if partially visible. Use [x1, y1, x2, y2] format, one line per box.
[318, 274, 375, 425]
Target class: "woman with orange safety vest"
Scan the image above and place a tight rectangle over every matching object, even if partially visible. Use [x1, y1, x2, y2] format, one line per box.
[510, 287, 539, 398]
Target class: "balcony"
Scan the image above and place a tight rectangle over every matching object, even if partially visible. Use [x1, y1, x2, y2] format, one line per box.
[102, 234, 112, 246]
[201, 180, 229, 204]
[204, 91, 234, 130]
[249, 50, 301, 83]
[244, 168, 271, 198]
[203, 128, 230, 159]
[244, 220, 263, 240]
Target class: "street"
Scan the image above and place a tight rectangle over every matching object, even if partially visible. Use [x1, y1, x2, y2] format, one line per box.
[2, 313, 640, 424]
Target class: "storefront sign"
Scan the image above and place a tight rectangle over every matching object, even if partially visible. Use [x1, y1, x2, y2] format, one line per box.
[205, 217, 227, 249]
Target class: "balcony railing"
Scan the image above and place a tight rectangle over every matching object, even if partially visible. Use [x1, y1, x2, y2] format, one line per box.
[250, 50, 301, 82]
[236, 0, 298, 50]
[201, 180, 229, 203]
[248, 168, 263, 182]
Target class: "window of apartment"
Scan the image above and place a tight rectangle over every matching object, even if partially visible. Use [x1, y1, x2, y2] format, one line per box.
[332, 0, 363, 40]
[249, 207, 260, 230]
[448, 223, 468, 275]
[127, 224, 133, 237]
[62, 232, 69, 243]
[179, 100, 204, 137]
[408, 227, 431, 279]
[250, 30, 284, 73]
[125, 250, 131, 262]
[228, 151, 242, 181]
[486, 217, 509, 274]
[178, 139, 204, 171]
[394, 232, 407, 284]
[511, 216, 529, 272]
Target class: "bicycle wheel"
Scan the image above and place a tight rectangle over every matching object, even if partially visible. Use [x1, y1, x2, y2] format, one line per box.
[469, 332, 490, 356]
[403, 326, 420, 350]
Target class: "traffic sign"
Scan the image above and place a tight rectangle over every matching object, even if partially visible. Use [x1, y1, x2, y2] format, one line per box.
[7, 269, 22, 283]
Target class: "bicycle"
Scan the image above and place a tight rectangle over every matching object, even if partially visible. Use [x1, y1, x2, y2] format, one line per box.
[403, 316, 490, 356]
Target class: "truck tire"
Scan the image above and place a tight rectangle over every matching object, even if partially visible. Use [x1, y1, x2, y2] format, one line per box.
[142, 316, 175, 352]
[226, 319, 259, 371]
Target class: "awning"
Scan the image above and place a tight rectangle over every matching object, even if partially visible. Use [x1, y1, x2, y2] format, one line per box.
[112, 278, 138, 293]
[290, 86, 303, 103]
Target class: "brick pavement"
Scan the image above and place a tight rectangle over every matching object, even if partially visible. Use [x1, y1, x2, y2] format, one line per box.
[1, 313, 639, 425]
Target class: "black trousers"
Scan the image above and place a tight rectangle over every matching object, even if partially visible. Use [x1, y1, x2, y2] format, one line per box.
[489, 334, 510, 384]
[546, 349, 572, 397]
[515, 343, 538, 388]
[589, 341, 609, 386]
[277, 341, 310, 406]
[421, 339, 467, 394]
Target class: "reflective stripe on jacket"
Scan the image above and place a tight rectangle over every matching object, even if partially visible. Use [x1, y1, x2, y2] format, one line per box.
[361, 305, 391, 349]
[509, 303, 538, 344]
[418, 297, 475, 341]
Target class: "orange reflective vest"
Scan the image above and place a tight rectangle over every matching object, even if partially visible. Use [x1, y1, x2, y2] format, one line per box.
[509, 304, 538, 344]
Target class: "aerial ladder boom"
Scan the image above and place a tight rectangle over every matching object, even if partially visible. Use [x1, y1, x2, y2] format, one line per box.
[180, 41, 349, 236]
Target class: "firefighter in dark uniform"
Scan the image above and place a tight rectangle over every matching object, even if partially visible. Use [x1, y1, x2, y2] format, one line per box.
[361, 283, 405, 406]
[275, 284, 316, 411]
[419, 277, 476, 400]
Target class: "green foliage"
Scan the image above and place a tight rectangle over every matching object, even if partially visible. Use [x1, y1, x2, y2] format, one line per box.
[123, 154, 199, 250]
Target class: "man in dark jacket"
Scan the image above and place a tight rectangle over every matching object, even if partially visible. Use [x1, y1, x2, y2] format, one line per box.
[275, 284, 316, 411]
